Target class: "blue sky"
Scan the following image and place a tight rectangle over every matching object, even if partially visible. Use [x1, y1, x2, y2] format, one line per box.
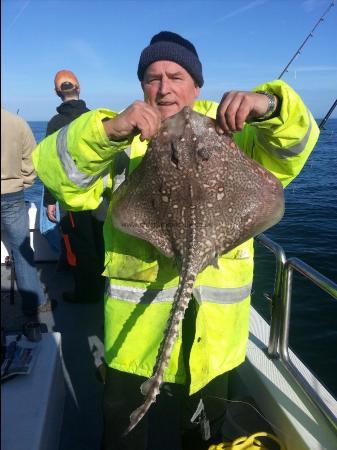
[2, 0, 336, 121]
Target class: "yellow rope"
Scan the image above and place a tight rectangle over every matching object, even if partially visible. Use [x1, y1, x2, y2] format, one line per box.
[208, 431, 286, 450]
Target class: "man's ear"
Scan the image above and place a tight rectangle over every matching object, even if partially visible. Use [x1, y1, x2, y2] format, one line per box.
[195, 84, 200, 98]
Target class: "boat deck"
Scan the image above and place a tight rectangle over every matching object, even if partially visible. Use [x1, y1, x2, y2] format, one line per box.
[1, 261, 105, 450]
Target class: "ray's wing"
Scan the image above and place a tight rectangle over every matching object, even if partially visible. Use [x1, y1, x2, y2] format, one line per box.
[183, 121, 285, 262]
[111, 155, 175, 259]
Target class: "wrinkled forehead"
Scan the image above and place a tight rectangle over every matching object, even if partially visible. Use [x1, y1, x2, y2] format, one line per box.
[143, 60, 193, 79]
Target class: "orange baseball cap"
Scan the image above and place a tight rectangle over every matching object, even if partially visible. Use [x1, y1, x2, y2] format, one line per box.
[54, 70, 79, 91]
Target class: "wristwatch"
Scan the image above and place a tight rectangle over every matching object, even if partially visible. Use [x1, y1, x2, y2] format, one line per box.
[255, 91, 277, 120]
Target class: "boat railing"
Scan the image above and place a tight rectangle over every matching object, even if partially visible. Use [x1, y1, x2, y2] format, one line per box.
[255, 234, 337, 431]
[254, 233, 287, 358]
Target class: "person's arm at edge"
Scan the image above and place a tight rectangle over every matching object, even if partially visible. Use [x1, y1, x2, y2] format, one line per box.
[21, 120, 37, 189]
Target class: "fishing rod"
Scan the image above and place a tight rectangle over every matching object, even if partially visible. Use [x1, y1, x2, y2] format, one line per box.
[319, 99, 337, 130]
[278, 0, 335, 79]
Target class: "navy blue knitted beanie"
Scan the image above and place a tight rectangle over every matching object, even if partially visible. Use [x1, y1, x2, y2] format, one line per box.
[137, 31, 204, 87]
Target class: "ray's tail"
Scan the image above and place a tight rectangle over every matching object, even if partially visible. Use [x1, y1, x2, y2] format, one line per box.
[124, 211, 199, 435]
[123, 269, 197, 435]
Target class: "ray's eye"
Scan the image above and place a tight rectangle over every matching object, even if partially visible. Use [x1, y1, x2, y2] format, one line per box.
[197, 147, 210, 161]
[170, 142, 179, 167]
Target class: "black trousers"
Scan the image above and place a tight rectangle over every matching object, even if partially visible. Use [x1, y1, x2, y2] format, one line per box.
[102, 368, 197, 450]
[61, 209, 105, 303]
[101, 300, 229, 450]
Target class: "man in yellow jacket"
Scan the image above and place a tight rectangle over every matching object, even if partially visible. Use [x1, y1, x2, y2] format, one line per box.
[33, 31, 319, 449]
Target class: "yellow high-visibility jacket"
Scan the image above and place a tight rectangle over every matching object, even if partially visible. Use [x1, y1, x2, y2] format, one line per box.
[33, 80, 319, 394]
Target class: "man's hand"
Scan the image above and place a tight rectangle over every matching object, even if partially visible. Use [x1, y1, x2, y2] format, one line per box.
[216, 91, 278, 134]
[103, 101, 162, 142]
[47, 204, 58, 223]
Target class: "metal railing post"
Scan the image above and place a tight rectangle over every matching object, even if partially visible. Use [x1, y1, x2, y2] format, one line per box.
[255, 234, 287, 357]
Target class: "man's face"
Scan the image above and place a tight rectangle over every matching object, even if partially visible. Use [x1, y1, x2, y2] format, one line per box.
[142, 60, 200, 120]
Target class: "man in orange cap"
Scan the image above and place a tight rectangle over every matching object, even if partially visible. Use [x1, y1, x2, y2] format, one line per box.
[46, 69, 82, 133]
[54, 69, 79, 92]
[43, 70, 106, 304]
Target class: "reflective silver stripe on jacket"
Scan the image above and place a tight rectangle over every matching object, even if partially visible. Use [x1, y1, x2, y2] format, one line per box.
[102, 173, 109, 191]
[193, 283, 252, 303]
[107, 284, 177, 303]
[56, 125, 108, 187]
[106, 283, 252, 304]
[256, 108, 313, 159]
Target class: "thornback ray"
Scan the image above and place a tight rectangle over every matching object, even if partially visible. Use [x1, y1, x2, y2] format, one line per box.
[110, 106, 285, 434]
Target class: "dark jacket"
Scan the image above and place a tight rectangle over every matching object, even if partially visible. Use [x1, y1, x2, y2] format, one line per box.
[44, 99, 90, 205]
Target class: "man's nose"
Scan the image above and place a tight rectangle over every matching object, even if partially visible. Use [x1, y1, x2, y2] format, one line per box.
[159, 77, 170, 95]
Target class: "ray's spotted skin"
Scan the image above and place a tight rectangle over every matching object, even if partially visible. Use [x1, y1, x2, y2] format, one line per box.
[111, 107, 285, 434]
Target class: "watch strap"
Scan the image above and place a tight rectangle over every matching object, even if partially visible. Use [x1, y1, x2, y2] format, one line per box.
[255, 91, 277, 120]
